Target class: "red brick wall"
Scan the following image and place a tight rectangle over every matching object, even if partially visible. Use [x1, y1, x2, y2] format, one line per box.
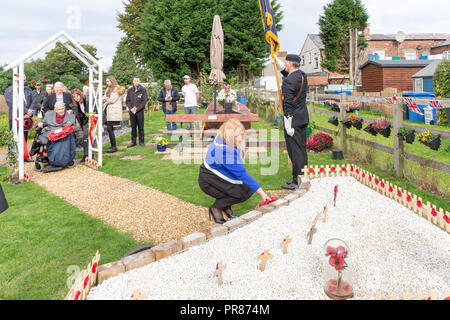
[367, 39, 445, 58]
[431, 45, 450, 55]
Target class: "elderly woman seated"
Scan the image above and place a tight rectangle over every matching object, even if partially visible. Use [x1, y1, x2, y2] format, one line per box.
[35, 102, 78, 168]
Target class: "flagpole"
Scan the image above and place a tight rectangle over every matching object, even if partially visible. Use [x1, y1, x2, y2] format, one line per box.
[270, 40, 284, 116]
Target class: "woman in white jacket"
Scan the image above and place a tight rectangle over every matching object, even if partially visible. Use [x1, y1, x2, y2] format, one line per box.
[103, 76, 125, 153]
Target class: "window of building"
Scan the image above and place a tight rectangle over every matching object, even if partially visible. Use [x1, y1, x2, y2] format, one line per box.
[302, 55, 305, 66]
[315, 57, 319, 69]
[414, 78, 423, 92]
[405, 50, 416, 60]
[372, 50, 385, 60]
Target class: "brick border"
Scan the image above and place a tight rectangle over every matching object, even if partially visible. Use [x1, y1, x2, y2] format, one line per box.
[71, 177, 312, 299]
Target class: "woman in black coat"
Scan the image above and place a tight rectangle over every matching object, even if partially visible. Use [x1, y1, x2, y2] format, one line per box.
[70, 88, 90, 162]
[42, 81, 73, 115]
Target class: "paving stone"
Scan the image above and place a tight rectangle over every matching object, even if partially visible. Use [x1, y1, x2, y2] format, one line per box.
[223, 217, 246, 231]
[293, 188, 308, 197]
[271, 199, 288, 208]
[181, 232, 207, 250]
[121, 249, 155, 272]
[284, 193, 300, 204]
[240, 210, 263, 223]
[208, 225, 228, 239]
[255, 204, 275, 214]
[97, 260, 126, 285]
[151, 240, 183, 261]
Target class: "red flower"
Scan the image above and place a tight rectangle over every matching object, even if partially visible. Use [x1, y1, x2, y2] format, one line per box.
[356, 169, 359, 174]
[375, 178, 379, 185]
[362, 173, 365, 178]
[92, 262, 98, 274]
[329, 255, 345, 271]
[331, 167, 336, 172]
[369, 175, 372, 182]
[309, 168, 314, 173]
[320, 168, 325, 173]
[417, 200, 422, 208]
[326, 246, 346, 257]
[74, 291, 81, 300]
[380, 182, 385, 188]
[328, 286, 337, 292]
[397, 190, 402, 197]
[350, 166, 354, 172]
[444, 214, 450, 224]
[389, 186, 393, 193]
[431, 208, 437, 217]
[83, 275, 89, 289]
[341, 166, 347, 172]
[406, 194, 412, 202]
[444, 297, 450, 300]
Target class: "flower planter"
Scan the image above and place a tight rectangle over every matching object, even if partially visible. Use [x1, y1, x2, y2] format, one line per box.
[398, 129, 415, 144]
[224, 102, 233, 114]
[420, 135, 441, 151]
[351, 120, 363, 130]
[342, 121, 352, 129]
[328, 117, 339, 127]
[157, 145, 167, 152]
[376, 126, 391, 138]
[363, 124, 378, 136]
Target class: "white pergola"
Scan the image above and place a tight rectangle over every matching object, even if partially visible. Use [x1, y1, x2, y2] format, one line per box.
[5, 31, 105, 179]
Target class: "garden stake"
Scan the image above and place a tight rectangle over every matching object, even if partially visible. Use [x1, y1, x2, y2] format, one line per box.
[333, 185, 338, 207]
[257, 250, 273, 272]
[281, 236, 292, 254]
[215, 261, 226, 286]
[307, 210, 322, 245]
[130, 289, 147, 300]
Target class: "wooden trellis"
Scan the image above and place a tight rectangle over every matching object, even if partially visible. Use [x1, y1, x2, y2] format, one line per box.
[301, 164, 450, 234]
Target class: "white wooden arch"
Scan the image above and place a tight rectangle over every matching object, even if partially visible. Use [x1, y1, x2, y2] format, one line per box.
[5, 31, 105, 179]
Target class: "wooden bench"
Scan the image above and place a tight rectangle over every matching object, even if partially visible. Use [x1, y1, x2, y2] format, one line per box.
[163, 113, 259, 136]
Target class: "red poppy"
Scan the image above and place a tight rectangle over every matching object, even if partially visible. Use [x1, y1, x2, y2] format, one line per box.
[369, 175, 372, 182]
[309, 168, 314, 173]
[350, 166, 354, 172]
[406, 194, 412, 202]
[444, 297, 450, 300]
[329, 255, 345, 271]
[362, 173, 365, 178]
[389, 186, 393, 193]
[331, 167, 336, 172]
[356, 169, 359, 174]
[375, 178, 379, 185]
[83, 275, 89, 289]
[431, 208, 437, 217]
[74, 291, 81, 300]
[444, 215, 450, 224]
[417, 200, 422, 208]
[380, 182, 385, 188]
[341, 166, 347, 172]
[329, 280, 337, 286]
[328, 285, 337, 292]
[91, 262, 98, 274]
[320, 168, 325, 173]
[326, 246, 346, 257]
[397, 190, 402, 197]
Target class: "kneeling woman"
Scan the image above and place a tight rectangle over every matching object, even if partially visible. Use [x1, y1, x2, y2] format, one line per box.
[199, 119, 270, 224]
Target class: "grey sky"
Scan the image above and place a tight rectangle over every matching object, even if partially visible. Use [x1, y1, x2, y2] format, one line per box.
[0, 0, 449, 70]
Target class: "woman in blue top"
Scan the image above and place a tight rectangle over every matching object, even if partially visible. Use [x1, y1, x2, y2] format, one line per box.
[198, 119, 270, 224]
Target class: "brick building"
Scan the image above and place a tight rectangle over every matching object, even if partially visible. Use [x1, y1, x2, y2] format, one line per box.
[431, 38, 450, 55]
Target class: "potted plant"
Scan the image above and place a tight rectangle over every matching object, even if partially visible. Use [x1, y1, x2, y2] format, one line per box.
[363, 123, 378, 136]
[417, 131, 441, 150]
[372, 117, 391, 138]
[398, 127, 415, 144]
[328, 116, 339, 127]
[307, 132, 334, 152]
[330, 103, 340, 112]
[153, 136, 169, 152]
[350, 115, 363, 130]
[341, 116, 352, 129]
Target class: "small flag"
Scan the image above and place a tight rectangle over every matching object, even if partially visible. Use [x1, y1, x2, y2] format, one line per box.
[428, 100, 442, 109]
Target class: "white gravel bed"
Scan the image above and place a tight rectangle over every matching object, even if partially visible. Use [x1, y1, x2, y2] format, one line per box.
[88, 177, 450, 300]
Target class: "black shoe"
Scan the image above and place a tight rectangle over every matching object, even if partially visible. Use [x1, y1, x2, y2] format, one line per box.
[127, 143, 137, 148]
[282, 182, 298, 190]
[107, 146, 117, 153]
[139, 142, 145, 147]
[209, 206, 226, 224]
[223, 206, 238, 219]
[24, 158, 33, 163]
[65, 160, 75, 168]
[81, 155, 87, 163]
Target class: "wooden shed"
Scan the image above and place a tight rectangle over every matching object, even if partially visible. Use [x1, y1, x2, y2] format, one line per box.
[360, 60, 432, 92]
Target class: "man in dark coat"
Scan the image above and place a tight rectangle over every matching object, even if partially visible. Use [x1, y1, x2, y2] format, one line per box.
[126, 76, 148, 147]
[4, 74, 36, 154]
[32, 82, 48, 116]
[157, 80, 180, 131]
[278, 54, 309, 190]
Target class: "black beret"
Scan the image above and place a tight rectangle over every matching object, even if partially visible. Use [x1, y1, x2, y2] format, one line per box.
[285, 54, 301, 63]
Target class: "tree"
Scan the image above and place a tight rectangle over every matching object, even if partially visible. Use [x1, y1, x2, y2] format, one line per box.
[119, 0, 283, 85]
[109, 38, 152, 87]
[28, 42, 99, 85]
[318, 0, 369, 73]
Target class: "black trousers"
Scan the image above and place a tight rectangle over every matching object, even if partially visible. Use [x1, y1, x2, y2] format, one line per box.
[284, 124, 308, 184]
[198, 164, 254, 209]
[129, 110, 144, 144]
[106, 125, 116, 148]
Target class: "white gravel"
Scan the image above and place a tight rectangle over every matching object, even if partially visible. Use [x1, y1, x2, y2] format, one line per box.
[87, 177, 450, 300]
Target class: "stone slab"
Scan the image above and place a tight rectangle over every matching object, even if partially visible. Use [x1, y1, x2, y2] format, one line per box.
[240, 210, 263, 223]
[271, 199, 288, 208]
[121, 249, 155, 272]
[284, 193, 300, 204]
[151, 240, 183, 261]
[208, 225, 229, 239]
[255, 204, 275, 214]
[181, 232, 207, 250]
[223, 217, 246, 231]
[97, 260, 126, 285]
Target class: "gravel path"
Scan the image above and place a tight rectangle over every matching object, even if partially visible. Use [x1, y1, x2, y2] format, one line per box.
[23, 161, 216, 244]
[87, 176, 449, 300]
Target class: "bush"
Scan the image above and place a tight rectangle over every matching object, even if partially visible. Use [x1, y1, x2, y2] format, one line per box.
[307, 132, 333, 152]
[433, 59, 450, 98]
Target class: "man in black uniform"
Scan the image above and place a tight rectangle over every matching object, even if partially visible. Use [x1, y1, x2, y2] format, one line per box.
[277, 54, 309, 190]
[126, 76, 148, 147]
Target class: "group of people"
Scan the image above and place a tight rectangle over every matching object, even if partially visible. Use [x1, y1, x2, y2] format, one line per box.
[4, 53, 308, 226]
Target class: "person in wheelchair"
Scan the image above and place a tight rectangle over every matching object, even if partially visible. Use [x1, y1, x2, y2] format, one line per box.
[30, 102, 78, 170]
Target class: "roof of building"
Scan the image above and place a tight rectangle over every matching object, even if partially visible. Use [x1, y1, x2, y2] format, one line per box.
[431, 37, 450, 48]
[360, 59, 433, 69]
[412, 59, 442, 78]
[369, 33, 449, 41]
[308, 34, 324, 50]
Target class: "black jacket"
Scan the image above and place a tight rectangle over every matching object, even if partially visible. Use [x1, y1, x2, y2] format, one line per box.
[43, 92, 73, 114]
[126, 85, 148, 113]
[281, 69, 309, 127]
[72, 99, 90, 126]
[32, 89, 48, 110]
[157, 87, 180, 113]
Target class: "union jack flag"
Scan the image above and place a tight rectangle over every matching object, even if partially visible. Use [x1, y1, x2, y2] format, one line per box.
[403, 97, 415, 106]
[403, 97, 424, 115]
[385, 96, 397, 104]
[428, 100, 443, 109]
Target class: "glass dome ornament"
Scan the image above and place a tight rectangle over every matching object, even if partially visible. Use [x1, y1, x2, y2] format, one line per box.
[323, 238, 354, 300]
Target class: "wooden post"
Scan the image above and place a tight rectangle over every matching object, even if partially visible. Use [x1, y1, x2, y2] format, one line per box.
[309, 88, 315, 122]
[393, 95, 404, 177]
[340, 93, 347, 154]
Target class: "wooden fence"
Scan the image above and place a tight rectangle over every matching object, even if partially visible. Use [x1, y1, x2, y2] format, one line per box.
[301, 164, 450, 234]
[308, 92, 449, 177]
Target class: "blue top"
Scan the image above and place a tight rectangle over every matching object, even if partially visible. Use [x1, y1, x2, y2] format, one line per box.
[204, 136, 260, 192]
